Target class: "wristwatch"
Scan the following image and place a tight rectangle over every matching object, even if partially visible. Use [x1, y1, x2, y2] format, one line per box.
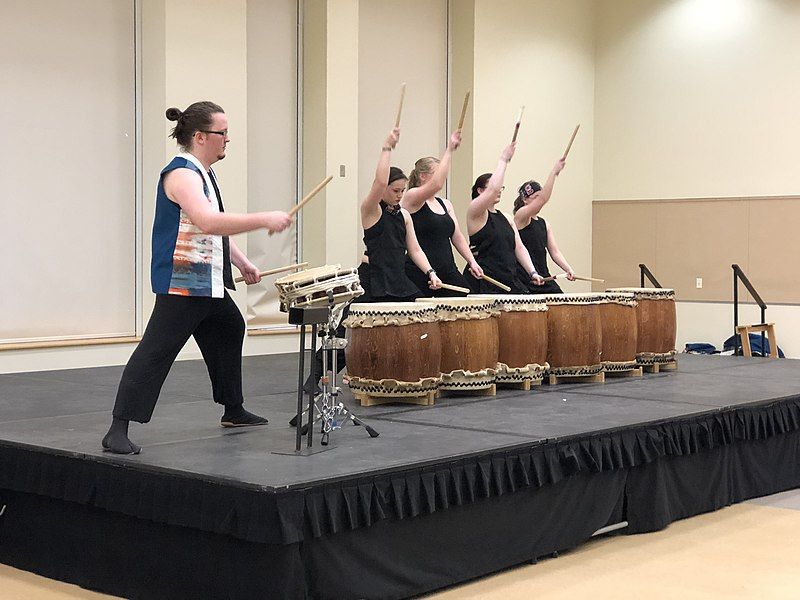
[426, 269, 436, 277]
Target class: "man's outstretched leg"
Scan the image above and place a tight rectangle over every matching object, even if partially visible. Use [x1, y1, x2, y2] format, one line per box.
[103, 295, 207, 454]
[194, 292, 268, 427]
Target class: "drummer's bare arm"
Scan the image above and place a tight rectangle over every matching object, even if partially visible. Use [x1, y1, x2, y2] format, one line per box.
[445, 200, 483, 278]
[505, 212, 543, 285]
[514, 157, 565, 226]
[229, 240, 261, 285]
[541, 157, 566, 205]
[403, 210, 441, 289]
[467, 142, 516, 235]
[402, 129, 461, 211]
[165, 169, 292, 235]
[361, 128, 400, 229]
[545, 220, 574, 280]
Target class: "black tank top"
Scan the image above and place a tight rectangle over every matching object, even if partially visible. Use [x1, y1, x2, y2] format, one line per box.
[464, 210, 527, 293]
[518, 217, 551, 277]
[517, 216, 563, 294]
[405, 198, 457, 274]
[363, 202, 420, 298]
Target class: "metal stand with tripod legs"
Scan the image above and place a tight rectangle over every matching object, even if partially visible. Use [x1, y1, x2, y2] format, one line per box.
[289, 293, 378, 449]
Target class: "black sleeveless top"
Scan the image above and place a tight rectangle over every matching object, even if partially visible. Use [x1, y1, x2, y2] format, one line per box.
[517, 216, 562, 294]
[463, 210, 528, 294]
[363, 202, 420, 299]
[405, 198, 457, 274]
[404, 198, 471, 296]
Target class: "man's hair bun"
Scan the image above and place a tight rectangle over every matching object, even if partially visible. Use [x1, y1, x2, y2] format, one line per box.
[165, 107, 183, 121]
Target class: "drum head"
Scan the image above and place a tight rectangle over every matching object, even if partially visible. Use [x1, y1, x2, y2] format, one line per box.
[275, 264, 343, 286]
[606, 287, 675, 299]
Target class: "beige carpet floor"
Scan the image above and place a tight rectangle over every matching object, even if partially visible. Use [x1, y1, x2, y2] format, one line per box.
[2, 502, 799, 599]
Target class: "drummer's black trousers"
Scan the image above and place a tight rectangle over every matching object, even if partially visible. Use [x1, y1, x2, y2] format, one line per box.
[113, 292, 245, 423]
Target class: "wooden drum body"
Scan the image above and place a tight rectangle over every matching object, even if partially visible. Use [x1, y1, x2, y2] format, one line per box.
[543, 293, 604, 377]
[473, 295, 549, 384]
[343, 303, 441, 397]
[607, 288, 676, 365]
[418, 298, 499, 391]
[599, 293, 638, 372]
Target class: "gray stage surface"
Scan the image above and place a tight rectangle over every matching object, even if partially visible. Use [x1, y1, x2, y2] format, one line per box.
[0, 353, 798, 490]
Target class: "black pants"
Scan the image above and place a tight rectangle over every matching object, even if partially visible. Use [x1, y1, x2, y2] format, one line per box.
[113, 292, 245, 423]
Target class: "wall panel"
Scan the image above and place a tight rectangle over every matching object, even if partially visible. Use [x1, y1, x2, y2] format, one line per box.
[593, 197, 800, 304]
[0, 0, 136, 343]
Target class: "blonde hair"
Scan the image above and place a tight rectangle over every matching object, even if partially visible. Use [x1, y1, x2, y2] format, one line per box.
[407, 156, 440, 189]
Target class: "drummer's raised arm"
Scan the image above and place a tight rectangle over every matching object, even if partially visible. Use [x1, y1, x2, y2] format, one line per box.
[361, 128, 400, 227]
[467, 142, 516, 234]
[402, 129, 461, 212]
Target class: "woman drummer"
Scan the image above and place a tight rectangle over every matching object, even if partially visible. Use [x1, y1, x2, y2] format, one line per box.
[512, 157, 575, 294]
[359, 127, 442, 301]
[303, 128, 441, 394]
[463, 142, 544, 293]
[400, 129, 483, 296]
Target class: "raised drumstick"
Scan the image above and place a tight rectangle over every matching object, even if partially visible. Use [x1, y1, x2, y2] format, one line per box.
[563, 124, 580, 159]
[288, 176, 333, 218]
[457, 91, 471, 130]
[234, 261, 309, 284]
[269, 176, 333, 237]
[438, 282, 470, 294]
[481, 274, 512, 292]
[395, 83, 406, 128]
[511, 106, 525, 143]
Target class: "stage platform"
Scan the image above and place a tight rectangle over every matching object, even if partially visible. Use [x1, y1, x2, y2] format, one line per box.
[1, 353, 800, 599]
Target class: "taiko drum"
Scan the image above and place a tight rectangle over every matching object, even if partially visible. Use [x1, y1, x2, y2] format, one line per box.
[343, 302, 441, 397]
[417, 297, 499, 390]
[543, 293, 604, 377]
[471, 294, 549, 383]
[598, 292, 638, 372]
[606, 288, 677, 365]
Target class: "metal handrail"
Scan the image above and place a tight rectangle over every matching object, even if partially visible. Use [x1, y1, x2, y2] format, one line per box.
[732, 264, 767, 356]
[639, 264, 662, 288]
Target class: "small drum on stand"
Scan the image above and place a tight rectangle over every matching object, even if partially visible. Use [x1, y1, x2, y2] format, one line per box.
[606, 288, 677, 367]
[343, 303, 442, 405]
[417, 297, 499, 394]
[471, 295, 549, 387]
[599, 292, 639, 374]
[543, 293, 605, 382]
[275, 264, 363, 312]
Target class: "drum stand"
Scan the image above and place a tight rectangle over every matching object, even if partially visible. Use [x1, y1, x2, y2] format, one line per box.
[290, 293, 378, 449]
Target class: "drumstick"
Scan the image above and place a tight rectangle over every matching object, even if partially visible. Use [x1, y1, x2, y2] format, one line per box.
[234, 261, 308, 284]
[269, 176, 333, 237]
[288, 176, 333, 218]
[511, 106, 525, 143]
[542, 273, 605, 283]
[395, 83, 406, 128]
[457, 91, 470, 130]
[562, 124, 580, 159]
[481, 274, 512, 292]
[438, 282, 470, 294]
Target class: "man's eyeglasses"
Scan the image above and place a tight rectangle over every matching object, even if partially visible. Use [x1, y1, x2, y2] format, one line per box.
[201, 130, 228, 137]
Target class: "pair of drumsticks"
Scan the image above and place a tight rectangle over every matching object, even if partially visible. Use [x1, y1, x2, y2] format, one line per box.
[438, 272, 603, 295]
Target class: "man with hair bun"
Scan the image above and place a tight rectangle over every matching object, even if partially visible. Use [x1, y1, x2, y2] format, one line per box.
[102, 101, 293, 455]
